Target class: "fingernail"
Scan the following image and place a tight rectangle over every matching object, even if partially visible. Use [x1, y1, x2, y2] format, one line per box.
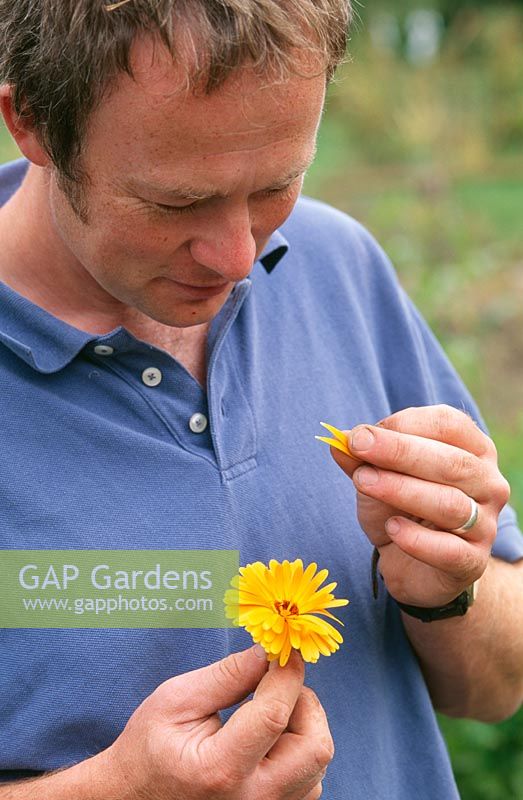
[354, 466, 379, 486]
[253, 644, 267, 659]
[350, 426, 375, 452]
[386, 518, 401, 536]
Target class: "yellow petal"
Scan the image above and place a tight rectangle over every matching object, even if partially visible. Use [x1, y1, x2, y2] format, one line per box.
[288, 622, 302, 649]
[310, 631, 333, 657]
[313, 609, 346, 625]
[240, 607, 273, 626]
[279, 636, 293, 667]
[240, 565, 276, 605]
[315, 436, 355, 458]
[321, 598, 350, 608]
[289, 559, 305, 595]
[262, 611, 280, 631]
[319, 421, 351, 445]
[273, 614, 286, 635]
[301, 596, 349, 615]
[282, 559, 292, 599]
[295, 568, 329, 606]
[248, 623, 264, 639]
[269, 629, 288, 654]
[299, 613, 344, 643]
[300, 635, 320, 664]
[316, 422, 357, 459]
[294, 562, 318, 600]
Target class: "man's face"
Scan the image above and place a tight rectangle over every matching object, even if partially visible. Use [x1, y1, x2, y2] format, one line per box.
[49, 39, 326, 328]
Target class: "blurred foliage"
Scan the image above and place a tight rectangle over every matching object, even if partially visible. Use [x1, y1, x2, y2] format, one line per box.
[1, 3, 523, 797]
[367, 0, 523, 25]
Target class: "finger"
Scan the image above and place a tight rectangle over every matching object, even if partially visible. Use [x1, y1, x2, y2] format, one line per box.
[153, 644, 269, 719]
[286, 686, 332, 742]
[353, 467, 490, 539]
[258, 689, 333, 798]
[347, 424, 492, 501]
[384, 516, 490, 585]
[301, 783, 324, 800]
[355, 491, 400, 547]
[257, 772, 325, 800]
[259, 745, 327, 800]
[377, 404, 495, 459]
[287, 780, 324, 800]
[266, 686, 333, 758]
[204, 648, 305, 779]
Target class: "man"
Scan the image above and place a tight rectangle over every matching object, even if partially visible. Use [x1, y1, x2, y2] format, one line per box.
[0, 1, 522, 798]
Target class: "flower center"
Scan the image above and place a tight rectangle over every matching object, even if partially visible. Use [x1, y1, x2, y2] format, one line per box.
[274, 599, 299, 618]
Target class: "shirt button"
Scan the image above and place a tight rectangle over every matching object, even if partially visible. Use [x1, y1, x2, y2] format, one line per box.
[189, 413, 208, 434]
[93, 345, 114, 356]
[142, 367, 162, 387]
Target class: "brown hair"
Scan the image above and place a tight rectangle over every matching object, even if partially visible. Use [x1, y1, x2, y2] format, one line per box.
[0, 0, 351, 197]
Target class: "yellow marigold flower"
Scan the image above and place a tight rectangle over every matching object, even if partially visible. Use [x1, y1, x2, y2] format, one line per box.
[224, 559, 349, 667]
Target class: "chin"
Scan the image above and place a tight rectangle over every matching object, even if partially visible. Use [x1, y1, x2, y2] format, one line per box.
[143, 295, 230, 328]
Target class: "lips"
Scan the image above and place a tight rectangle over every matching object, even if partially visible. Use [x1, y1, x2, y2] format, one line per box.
[167, 278, 230, 299]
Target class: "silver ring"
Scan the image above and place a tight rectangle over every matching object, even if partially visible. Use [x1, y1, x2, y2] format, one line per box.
[451, 496, 479, 534]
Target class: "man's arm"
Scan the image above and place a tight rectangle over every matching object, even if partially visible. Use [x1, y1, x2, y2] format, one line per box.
[0, 750, 123, 800]
[329, 404, 523, 722]
[402, 556, 523, 722]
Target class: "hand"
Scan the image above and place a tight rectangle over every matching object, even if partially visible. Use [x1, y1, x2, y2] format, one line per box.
[102, 645, 333, 800]
[331, 404, 510, 607]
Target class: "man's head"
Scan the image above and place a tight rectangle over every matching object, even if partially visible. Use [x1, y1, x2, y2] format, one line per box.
[0, 0, 351, 201]
[0, 1, 351, 329]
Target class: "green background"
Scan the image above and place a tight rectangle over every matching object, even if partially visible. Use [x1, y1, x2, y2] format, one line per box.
[1, 1, 523, 795]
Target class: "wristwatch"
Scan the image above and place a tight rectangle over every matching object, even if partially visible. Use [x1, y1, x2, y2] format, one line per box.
[371, 547, 476, 622]
[394, 582, 476, 622]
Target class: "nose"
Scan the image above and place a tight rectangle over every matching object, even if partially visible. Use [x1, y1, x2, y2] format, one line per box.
[188, 206, 257, 282]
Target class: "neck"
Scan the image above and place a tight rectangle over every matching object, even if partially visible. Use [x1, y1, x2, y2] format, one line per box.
[0, 165, 139, 329]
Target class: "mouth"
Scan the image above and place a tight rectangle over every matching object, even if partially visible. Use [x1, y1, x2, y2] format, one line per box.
[166, 278, 231, 299]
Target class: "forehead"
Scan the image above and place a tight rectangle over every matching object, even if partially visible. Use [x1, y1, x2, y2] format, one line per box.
[86, 36, 326, 183]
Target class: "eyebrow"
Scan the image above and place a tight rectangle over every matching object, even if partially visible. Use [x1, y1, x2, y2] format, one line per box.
[132, 151, 317, 202]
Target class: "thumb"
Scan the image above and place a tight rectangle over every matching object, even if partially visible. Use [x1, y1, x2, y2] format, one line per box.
[160, 644, 270, 718]
[331, 440, 362, 478]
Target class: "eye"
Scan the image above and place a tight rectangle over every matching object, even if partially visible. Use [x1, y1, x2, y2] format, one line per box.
[153, 201, 199, 216]
[261, 179, 301, 199]
[259, 186, 289, 201]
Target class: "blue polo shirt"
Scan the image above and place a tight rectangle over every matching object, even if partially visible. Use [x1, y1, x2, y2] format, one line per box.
[1, 158, 522, 798]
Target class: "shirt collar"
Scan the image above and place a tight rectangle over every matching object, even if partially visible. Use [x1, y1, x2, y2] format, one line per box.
[0, 281, 96, 373]
[0, 230, 289, 374]
[259, 229, 289, 274]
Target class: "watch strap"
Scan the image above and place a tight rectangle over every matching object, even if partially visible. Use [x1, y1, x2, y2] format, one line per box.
[395, 585, 475, 622]
[371, 547, 475, 621]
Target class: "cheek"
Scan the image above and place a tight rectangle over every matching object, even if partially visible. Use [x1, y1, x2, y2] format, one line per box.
[92, 209, 187, 263]
[52, 185, 178, 267]
[253, 190, 301, 238]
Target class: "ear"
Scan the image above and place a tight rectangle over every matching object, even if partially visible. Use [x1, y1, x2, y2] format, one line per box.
[0, 85, 50, 167]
